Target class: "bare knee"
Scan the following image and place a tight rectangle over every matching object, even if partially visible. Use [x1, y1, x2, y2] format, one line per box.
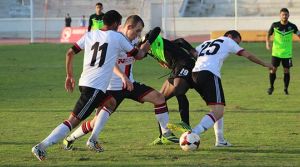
[102, 97, 116, 111]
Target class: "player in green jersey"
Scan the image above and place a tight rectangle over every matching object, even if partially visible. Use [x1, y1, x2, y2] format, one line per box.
[88, 2, 105, 31]
[266, 8, 300, 95]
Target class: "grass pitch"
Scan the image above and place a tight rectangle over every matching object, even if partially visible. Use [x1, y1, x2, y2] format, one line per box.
[0, 42, 299, 167]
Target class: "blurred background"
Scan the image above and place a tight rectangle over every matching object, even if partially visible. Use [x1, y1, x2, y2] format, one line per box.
[0, 0, 300, 44]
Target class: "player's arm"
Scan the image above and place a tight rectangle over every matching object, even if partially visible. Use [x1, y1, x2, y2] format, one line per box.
[238, 50, 274, 70]
[172, 38, 198, 58]
[113, 63, 133, 91]
[65, 48, 76, 93]
[266, 23, 274, 50]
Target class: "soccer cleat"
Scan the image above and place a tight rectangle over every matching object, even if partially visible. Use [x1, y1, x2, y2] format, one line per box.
[63, 138, 74, 150]
[86, 139, 104, 152]
[149, 137, 162, 145]
[32, 144, 46, 161]
[167, 122, 192, 133]
[215, 140, 232, 147]
[284, 89, 289, 95]
[267, 87, 274, 95]
[161, 133, 179, 144]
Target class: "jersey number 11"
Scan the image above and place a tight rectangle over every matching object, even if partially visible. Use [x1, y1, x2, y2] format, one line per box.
[90, 42, 108, 67]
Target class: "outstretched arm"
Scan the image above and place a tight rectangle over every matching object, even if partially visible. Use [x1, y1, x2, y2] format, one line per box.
[239, 50, 274, 70]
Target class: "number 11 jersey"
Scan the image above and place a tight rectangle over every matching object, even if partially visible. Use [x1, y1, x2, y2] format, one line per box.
[73, 30, 136, 92]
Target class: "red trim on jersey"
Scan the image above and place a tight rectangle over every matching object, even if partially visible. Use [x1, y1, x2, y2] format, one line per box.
[236, 49, 245, 56]
[73, 43, 81, 51]
[123, 64, 132, 87]
[138, 89, 155, 103]
[127, 48, 138, 57]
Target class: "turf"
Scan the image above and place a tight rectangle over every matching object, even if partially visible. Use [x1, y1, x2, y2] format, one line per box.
[0, 42, 299, 166]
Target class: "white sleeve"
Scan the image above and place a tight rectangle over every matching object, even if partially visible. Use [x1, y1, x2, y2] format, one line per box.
[228, 39, 244, 56]
[118, 34, 134, 53]
[75, 33, 86, 49]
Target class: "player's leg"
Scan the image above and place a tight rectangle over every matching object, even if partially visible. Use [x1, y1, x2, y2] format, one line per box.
[130, 82, 178, 144]
[64, 92, 120, 150]
[282, 58, 292, 95]
[268, 57, 279, 95]
[32, 86, 103, 160]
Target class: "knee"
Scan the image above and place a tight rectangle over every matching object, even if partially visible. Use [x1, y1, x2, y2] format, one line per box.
[103, 97, 116, 111]
[284, 68, 290, 73]
[153, 92, 166, 105]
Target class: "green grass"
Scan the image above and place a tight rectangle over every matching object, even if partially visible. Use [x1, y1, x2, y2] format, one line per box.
[0, 42, 299, 167]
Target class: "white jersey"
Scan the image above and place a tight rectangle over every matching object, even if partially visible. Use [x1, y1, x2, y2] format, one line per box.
[107, 38, 139, 90]
[193, 36, 244, 78]
[74, 30, 135, 92]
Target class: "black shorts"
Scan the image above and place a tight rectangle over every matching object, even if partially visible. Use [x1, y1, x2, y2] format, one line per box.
[107, 82, 154, 110]
[72, 86, 112, 120]
[168, 63, 194, 87]
[192, 71, 225, 105]
[272, 57, 293, 68]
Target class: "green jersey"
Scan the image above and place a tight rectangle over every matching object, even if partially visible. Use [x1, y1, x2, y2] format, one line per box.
[268, 21, 299, 58]
[88, 13, 105, 31]
[149, 35, 167, 63]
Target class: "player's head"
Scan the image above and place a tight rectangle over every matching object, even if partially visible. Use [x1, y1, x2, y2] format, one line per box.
[224, 30, 242, 44]
[280, 8, 289, 23]
[102, 10, 122, 31]
[122, 15, 144, 41]
[95, 2, 103, 15]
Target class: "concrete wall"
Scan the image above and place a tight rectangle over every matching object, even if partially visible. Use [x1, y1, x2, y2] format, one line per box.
[1, 16, 300, 39]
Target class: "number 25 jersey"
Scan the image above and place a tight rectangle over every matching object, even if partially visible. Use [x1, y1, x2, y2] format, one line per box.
[73, 30, 135, 92]
[193, 36, 244, 78]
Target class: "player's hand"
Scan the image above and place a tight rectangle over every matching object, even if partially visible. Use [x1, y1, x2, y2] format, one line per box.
[266, 43, 271, 50]
[65, 76, 75, 93]
[140, 41, 151, 53]
[121, 76, 134, 91]
[265, 63, 275, 71]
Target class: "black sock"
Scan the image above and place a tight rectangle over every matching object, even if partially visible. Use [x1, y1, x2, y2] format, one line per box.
[158, 122, 162, 138]
[269, 73, 276, 88]
[284, 73, 290, 90]
[176, 95, 189, 125]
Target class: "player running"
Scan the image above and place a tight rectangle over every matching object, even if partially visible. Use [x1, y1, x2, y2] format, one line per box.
[62, 16, 179, 152]
[31, 11, 151, 161]
[169, 30, 274, 144]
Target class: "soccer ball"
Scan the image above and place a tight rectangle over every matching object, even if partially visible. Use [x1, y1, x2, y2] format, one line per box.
[179, 131, 200, 151]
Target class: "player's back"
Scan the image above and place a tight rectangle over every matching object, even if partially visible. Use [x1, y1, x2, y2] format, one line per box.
[78, 30, 133, 91]
[193, 36, 243, 78]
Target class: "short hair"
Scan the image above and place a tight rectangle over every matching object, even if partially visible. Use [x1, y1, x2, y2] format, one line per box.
[124, 15, 144, 28]
[96, 2, 102, 7]
[224, 30, 242, 40]
[103, 10, 122, 26]
[280, 8, 289, 13]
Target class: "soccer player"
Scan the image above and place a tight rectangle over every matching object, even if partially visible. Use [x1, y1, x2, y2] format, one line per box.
[88, 2, 105, 31]
[170, 30, 274, 144]
[62, 16, 179, 151]
[144, 33, 232, 147]
[31, 10, 150, 161]
[266, 8, 300, 95]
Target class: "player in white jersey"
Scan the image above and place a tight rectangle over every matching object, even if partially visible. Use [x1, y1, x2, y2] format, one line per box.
[31, 11, 151, 161]
[62, 15, 179, 151]
[170, 30, 274, 146]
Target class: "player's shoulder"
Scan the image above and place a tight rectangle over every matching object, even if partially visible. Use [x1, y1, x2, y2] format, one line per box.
[272, 21, 281, 27]
[287, 21, 297, 28]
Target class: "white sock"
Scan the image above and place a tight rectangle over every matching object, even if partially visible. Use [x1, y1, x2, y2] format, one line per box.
[214, 117, 225, 143]
[89, 107, 111, 141]
[192, 113, 216, 135]
[155, 112, 169, 134]
[41, 122, 71, 148]
[66, 121, 92, 142]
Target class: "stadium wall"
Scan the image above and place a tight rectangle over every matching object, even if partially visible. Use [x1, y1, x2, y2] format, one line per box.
[1, 16, 300, 41]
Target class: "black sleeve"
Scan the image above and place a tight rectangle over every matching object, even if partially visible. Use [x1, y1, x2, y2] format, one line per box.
[172, 38, 195, 52]
[71, 44, 81, 54]
[268, 23, 275, 36]
[88, 15, 93, 32]
[292, 23, 299, 34]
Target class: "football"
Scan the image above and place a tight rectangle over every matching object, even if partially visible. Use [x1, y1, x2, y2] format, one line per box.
[179, 131, 200, 151]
